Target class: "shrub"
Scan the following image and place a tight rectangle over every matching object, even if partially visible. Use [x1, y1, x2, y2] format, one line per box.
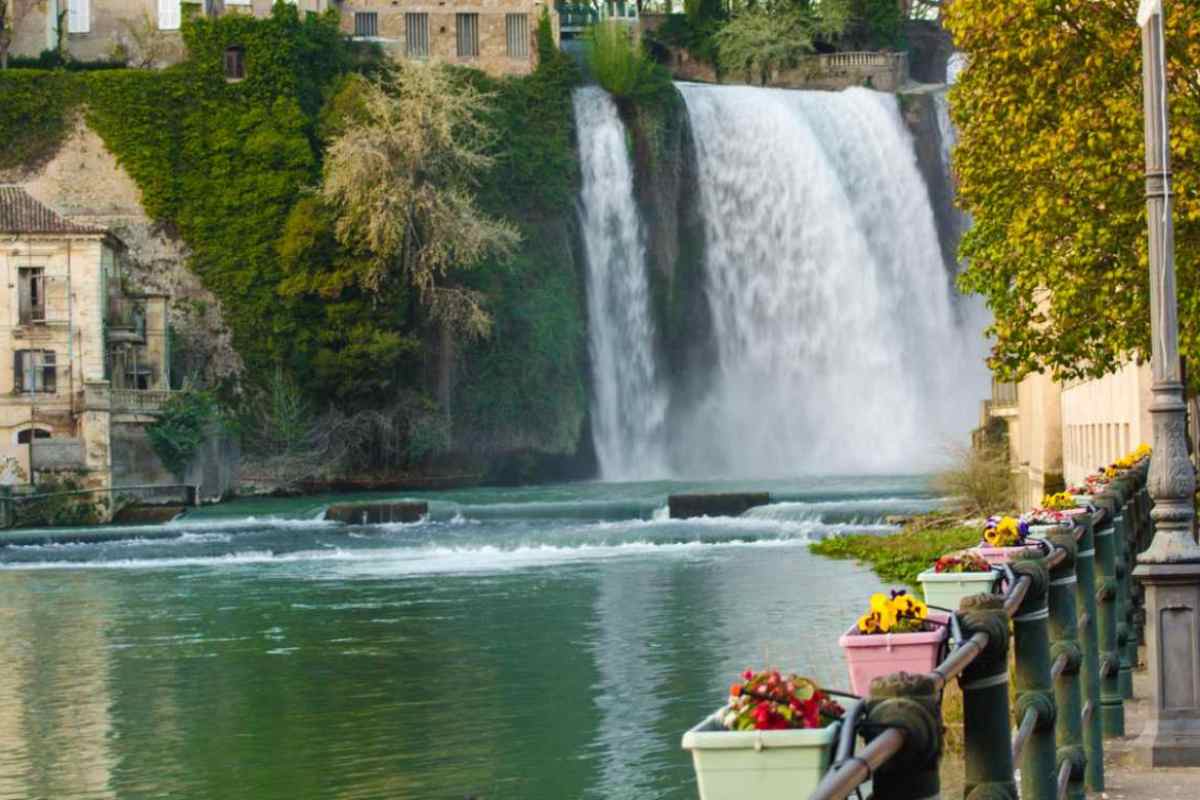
[147, 390, 222, 478]
[933, 443, 1016, 516]
[13, 473, 107, 528]
[588, 21, 669, 101]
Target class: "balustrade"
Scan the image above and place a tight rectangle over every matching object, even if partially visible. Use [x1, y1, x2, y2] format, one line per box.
[809, 460, 1153, 800]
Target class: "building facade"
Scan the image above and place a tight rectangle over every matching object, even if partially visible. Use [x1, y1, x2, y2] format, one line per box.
[981, 361, 1155, 507]
[7, 0, 554, 76]
[0, 186, 172, 488]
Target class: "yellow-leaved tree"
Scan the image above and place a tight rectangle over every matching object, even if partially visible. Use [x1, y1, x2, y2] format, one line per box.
[319, 64, 520, 340]
[945, 0, 1200, 383]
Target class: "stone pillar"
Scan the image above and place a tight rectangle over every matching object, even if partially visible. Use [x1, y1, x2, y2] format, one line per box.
[1092, 503, 1125, 737]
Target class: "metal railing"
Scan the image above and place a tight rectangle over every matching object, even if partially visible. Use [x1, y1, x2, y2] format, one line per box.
[810, 460, 1150, 800]
[0, 483, 199, 529]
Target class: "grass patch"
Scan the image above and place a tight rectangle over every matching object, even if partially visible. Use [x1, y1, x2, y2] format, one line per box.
[809, 513, 980, 588]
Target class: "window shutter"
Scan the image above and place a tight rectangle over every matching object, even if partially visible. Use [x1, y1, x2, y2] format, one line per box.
[42, 352, 56, 394]
[68, 0, 89, 34]
[13, 351, 23, 393]
[158, 0, 180, 31]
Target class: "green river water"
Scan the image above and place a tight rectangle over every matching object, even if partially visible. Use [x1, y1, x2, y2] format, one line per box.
[0, 476, 941, 799]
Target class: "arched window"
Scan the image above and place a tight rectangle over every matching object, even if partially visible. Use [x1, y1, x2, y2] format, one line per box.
[224, 46, 245, 82]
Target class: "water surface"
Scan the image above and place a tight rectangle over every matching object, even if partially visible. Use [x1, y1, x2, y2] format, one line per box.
[0, 476, 938, 799]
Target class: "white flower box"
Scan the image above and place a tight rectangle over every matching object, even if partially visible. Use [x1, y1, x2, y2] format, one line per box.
[682, 711, 839, 800]
[918, 568, 999, 612]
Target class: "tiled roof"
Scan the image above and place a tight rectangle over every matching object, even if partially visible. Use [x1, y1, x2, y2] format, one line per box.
[0, 186, 106, 235]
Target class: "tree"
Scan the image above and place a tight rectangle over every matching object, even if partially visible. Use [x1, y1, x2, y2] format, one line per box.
[0, 0, 39, 69]
[319, 65, 520, 340]
[945, 0, 1200, 384]
[715, 0, 850, 85]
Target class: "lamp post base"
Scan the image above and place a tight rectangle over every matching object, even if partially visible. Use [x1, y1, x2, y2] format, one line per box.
[1131, 562, 1200, 767]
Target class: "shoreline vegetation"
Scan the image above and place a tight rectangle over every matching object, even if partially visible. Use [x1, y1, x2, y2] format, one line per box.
[809, 512, 980, 588]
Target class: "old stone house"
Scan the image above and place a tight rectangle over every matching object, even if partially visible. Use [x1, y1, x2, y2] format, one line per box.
[6, 0, 556, 76]
[0, 186, 172, 489]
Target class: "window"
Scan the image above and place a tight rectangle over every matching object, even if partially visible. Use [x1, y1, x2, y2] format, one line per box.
[17, 268, 45, 325]
[157, 0, 180, 31]
[354, 12, 378, 38]
[456, 13, 479, 58]
[405, 13, 429, 58]
[505, 14, 528, 59]
[16, 428, 51, 445]
[14, 350, 56, 394]
[67, 0, 90, 33]
[224, 46, 245, 81]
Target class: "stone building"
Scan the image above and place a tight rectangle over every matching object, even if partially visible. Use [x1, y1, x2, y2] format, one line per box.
[981, 363, 1155, 508]
[0, 185, 173, 488]
[6, 0, 555, 76]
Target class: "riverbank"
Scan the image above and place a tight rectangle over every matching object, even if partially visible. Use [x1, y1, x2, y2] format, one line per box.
[808, 511, 979, 587]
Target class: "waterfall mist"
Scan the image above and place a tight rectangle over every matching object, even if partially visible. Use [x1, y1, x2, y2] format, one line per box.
[573, 87, 670, 480]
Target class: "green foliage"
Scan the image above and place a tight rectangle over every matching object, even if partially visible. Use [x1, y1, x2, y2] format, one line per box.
[810, 518, 980, 588]
[853, 0, 903, 50]
[147, 390, 221, 478]
[1, 5, 589, 471]
[0, 70, 82, 170]
[588, 21, 671, 102]
[716, 0, 851, 84]
[14, 473, 108, 528]
[945, 0, 1200, 384]
[6, 50, 127, 70]
[644, 13, 722, 65]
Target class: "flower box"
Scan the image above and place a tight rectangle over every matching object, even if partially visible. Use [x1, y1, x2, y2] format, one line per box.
[918, 568, 998, 611]
[968, 544, 1042, 565]
[682, 711, 840, 800]
[838, 614, 948, 696]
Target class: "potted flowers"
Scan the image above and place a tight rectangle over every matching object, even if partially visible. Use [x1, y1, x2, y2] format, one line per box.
[918, 550, 997, 610]
[971, 515, 1041, 565]
[682, 669, 844, 800]
[838, 591, 948, 695]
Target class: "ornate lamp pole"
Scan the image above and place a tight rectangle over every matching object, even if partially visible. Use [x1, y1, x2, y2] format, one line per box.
[1132, 0, 1200, 766]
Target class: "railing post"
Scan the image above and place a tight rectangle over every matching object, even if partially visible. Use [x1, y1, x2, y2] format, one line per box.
[1047, 532, 1086, 800]
[1092, 500, 1125, 737]
[1011, 556, 1058, 800]
[1072, 515, 1106, 792]
[1110, 496, 1136, 700]
[959, 593, 1017, 800]
[864, 673, 942, 800]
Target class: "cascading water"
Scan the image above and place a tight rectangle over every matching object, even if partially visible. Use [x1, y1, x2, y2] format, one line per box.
[674, 84, 988, 477]
[573, 87, 669, 480]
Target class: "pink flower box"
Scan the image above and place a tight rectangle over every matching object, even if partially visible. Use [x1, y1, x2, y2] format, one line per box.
[837, 612, 949, 696]
[969, 544, 1042, 566]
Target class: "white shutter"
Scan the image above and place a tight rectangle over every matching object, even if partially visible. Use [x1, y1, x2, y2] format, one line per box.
[158, 0, 181, 31]
[67, 0, 89, 34]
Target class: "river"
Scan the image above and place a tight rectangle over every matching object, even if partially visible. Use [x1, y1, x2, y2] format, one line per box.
[0, 476, 940, 799]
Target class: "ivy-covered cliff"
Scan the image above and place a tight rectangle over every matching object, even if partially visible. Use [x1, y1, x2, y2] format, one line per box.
[0, 7, 590, 485]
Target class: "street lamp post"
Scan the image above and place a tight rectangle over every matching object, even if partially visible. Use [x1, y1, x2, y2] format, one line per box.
[1132, 0, 1200, 766]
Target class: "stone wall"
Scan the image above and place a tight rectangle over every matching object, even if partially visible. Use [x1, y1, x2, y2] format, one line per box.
[111, 421, 239, 501]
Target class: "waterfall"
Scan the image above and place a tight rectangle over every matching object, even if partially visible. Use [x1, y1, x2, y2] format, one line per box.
[674, 84, 989, 477]
[573, 87, 669, 480]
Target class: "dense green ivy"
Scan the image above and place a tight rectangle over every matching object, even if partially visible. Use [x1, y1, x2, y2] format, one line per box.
[147, 390, 222, 478]
[0, 6, 589, 469]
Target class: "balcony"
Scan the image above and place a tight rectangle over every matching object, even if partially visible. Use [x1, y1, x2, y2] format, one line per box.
[107, 298, 146, 344]
[112, 389, 176, 415]
[991, 379, 1018, 410]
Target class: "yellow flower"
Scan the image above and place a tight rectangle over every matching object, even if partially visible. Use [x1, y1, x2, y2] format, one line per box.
[857, 613, 880, 634]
